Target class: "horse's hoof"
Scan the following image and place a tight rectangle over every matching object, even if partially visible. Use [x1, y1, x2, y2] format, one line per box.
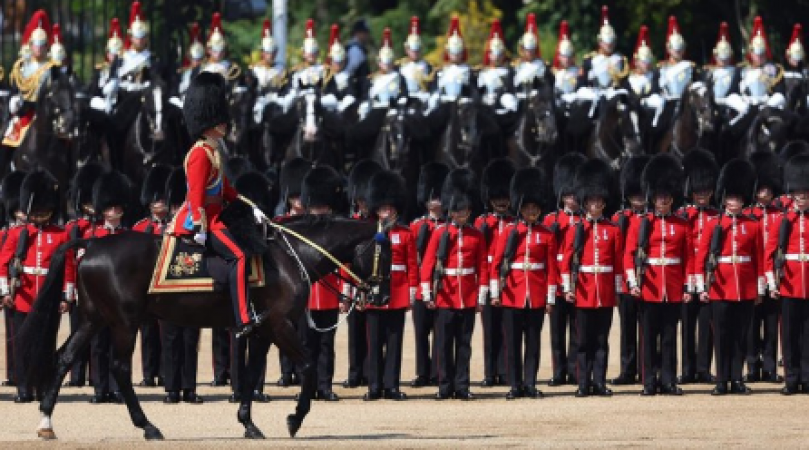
[287, 414, 302, 438]
[244, 425, 266, 440]
[143, 424, 164, 441]
[37, 428, 57, 440]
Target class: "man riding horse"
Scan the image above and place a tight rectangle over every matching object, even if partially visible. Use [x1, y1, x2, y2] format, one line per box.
[170, 71, 269, 337]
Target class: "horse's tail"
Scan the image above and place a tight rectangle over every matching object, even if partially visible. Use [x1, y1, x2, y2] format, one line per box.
[17, 239, 87, 388]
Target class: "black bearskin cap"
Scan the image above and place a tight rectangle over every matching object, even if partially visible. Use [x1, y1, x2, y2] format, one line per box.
[642, 154, 684, 206]
[750, 151, 783, 195]
[348, 159, 383, 203]
[20, 170, 59, 215]
[717, 159, 756, 205]
[620, 155, 650, 199]
[784, 153, 809, 193]
[575, 159, 616, 207]
[182, 72, 230, 140]
[2, 171, 27, 219]
[92, 171, 131, 213]
[234, 170, 275, 212]
[417, 162, 450, 205]
[682, 149, 718, 196]
[140, 164, 172, 206]
[481, 158, 515, 205]
[553, 153, 587, 198]
[69, 162, 104, 213]
[510, 167, 549, 212]
[279, 158, 312, 200]
[302, 166, 347, 212]
[441, 168, 480, 214]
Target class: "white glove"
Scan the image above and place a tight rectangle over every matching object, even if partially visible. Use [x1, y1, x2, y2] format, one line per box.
[193, 232, 207, 246]
[253, 97, 267, 124]
[409, 287, 417, 306]
[338, 94, 356, 112]
[397, 96, 408, 106]
[90, 97, 108, 112]
[358, 101, 370, 120]
[101, 80, 117, 96]
[8, 95, 22, 114]
[561, 92, 578, 103]
[168, 96, 183, 108]
[320, 93, 338, 109]
[500, 93, 518, 112]
[253, 207, 268, 224]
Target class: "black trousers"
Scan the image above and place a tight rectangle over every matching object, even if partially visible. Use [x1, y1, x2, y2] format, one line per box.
[712, 301, 754, 383]
[366, 309, 406, 391]
[209, 228, 252, 327]
[211, 328, 231, 383]
[746, 296, 780, 375]
[346, 309, 368, 383]
[91, 327, 119, 395]
[5, 308, 16, 384]
[641, 302, 680, 387]
[617, 294, 641, 377]
[575, 307, 613, 389]
[549, 296, 578, 379]
[139, 317, 162, 381]
[302, 309, 339, 392]
[435, 308, 476, 395]
[780, 298, 809, 387]
[12, 311, 30, 396]
[67, 307, 89, 385]
[502, 306, 545, 390]
[412, 299, 438, 381]
[481, 304, 505, 381]
[230, 332, 268, 394]
[681, 299, 714, 377]
[160, 321, 200, 392]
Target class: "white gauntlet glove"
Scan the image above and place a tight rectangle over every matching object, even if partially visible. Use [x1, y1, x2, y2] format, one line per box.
[193, 232, 207, 246]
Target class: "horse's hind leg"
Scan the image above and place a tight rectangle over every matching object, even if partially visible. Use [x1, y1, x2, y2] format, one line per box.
[109, 324, 164, 441]
[237, 335, 271, 439]
[37, 319, 99, 439]
[271, 317, 314, 438]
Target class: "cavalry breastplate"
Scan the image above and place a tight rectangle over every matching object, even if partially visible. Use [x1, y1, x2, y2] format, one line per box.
[628, 72, 653, 96]
[332, 71, 350, 93]
[741, 64, 777, 97]
[370, 72, 401, 104]
[438, 64, 470, 99]
[399, 60, 428, 93]
[515, 60, 546, 86]
[179, 69, 193, 96]
[12, 59, 51, 102]
[295, 65, 324, 90]
[554, 66, 578, 94]
[711, 66, 735, 98]
[660, 61, 693, 97]
[252, 65, 281, 90]
[119, 50, 150, 80]
[590, 53, 623, 88]
[477, 67, 507, 104]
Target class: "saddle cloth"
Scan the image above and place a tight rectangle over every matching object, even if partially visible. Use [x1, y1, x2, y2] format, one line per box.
[2, 113, 34, 147]
[148, 234, 266, 294]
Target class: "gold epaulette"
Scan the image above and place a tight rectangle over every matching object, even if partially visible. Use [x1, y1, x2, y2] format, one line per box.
[226, 63, 242, 81]
[583, 51, 597, 60]
[396, 57, 409, 66]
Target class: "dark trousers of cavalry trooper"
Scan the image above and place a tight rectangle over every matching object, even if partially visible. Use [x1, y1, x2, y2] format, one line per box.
[161, 321, 200, 394]
[746, 295, 780, 379]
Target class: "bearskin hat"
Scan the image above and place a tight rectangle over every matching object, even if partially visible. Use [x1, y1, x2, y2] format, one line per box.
[279, 158, 312, 200]
[784, 153, 809, 193]
[367, 170, 407, 216]
[642, 154, 684, 205]
[417, 162, 450, 205]
[69, 162, 104, 214]
[553, 153, 587, 199]
[620, 155, 651, 200]
[441, 168, 480, 214]
[750, 151, 783, 195]
[717, 159, 756, 205]
[510, 167, 549, 212]
[93, 170, 131, 213]
[234, 170, 275, 212]
[682, 149, 719, 196]
[302, 165, 346, 212]
[779, 140, 809, 164]
[225, 156, 254, 181]
[165, 168, 187, 208]
[481, 158, 515, 205]
[2, 171, 27, 220]
[140, 164, 172, 206]
[575, 159, 616, 207]
[348, 159, 382, 203]
[20, 170, 59, 215]
[182, 71, 230, 140]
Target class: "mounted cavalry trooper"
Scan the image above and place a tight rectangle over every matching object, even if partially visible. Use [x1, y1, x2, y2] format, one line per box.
[783, 24, 808, 113]
[4, 9, 53, 147]
[251, 19, 288, 124]
[168, 22, 205, 108]
[111, 2, 159, 111]
[623, 26, 661, 144]
[553, 21, 580, 110]
[702, 23, 741, 122]
[201, 12, 242, 85]
[398, 16, 433, 109]
[49, 23, 72, 78]
[724, 16, 786, 126]
[577, 5, 629, 117]
[89, 18, 125, 113]
[477, 19, 517, 159]
[426, 17, 476, 116]
[653, 16, 697, 128]
[512, 14, 550, 101]
[169, 71, 270, 338]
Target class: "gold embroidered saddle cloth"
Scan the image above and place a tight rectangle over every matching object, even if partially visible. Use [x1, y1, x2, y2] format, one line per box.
[148, 234, 266, 294]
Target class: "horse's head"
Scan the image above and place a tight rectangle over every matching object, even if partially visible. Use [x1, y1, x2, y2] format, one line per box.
[526, 82, 558, 145]
[40, 74, 76, 139]
[139, 82, 167, 142]
[378, 105, 409, 169]
[227, 85, 255, 147]
[607, 95, 642, 160]
[350, 220, 395, 307]
[686, 82, 717, 134]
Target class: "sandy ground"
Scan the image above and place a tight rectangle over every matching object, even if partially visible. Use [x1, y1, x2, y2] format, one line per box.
[0, 312, 807, 448]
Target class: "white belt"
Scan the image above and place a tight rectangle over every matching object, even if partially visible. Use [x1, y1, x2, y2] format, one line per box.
[785, 253, 809, 262]
[646, 257, 682, 266]
[717, 255, 751, 264]
[22, 266, 48, 276]
[580, 265, 613, 274]
[391, 264, 407, 272]
[511, 262, 545, 271]
[444, 267, 476, 276]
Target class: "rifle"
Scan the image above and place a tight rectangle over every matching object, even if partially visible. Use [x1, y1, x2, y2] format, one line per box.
[499, 227, 521, 288]
[704, 222, 723, 292]
[431, 229, 451, 300]
[569, 221, 586, 295]
[8, 227, 29, 302]
[773, 216, 791, 291]
[415, 220, 431, 265]
[633, 214, 652, 289]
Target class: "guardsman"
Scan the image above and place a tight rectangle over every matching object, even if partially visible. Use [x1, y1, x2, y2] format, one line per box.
[398, 16, 433, 108]
[168, 22, 205, 108]
[201, 12, 241, 84]
[625, 154, 693, 396]
[783, 24, 808, 112]
[696, 159, 765, 396]
[475, 159, 516, 387]
[743, 151, 784, 383]
[561, 159, 623, 398]
[0, 171, 27, 387]
[577, 5, 629, 116]
[409, 162, 450, 388]
[703, 23, 742, 122]
[544, 153, 587, 386]
[251, 19, 288, 124]
[490, 167, 557, 400]
[63, 163, 104, 388]
[421, 168, 488, 401]
[678, 149, 720, 384]
[4, 10, 53, 147]
[654, 16, 697, 127]
[426, 17, 476, 115]
[363, 171, 418, 401]
[84, 170, 131, 405]
[767, 154, 809, 395]
[553, 21, 580, 109]
[132, 165, 173, 387]
[301, 166, 347, 402]
[0, 171, 76, 403]
[610, 155, 650, 386]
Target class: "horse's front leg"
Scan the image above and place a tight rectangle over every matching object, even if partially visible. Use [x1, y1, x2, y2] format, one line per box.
[270, 317, 315, 438]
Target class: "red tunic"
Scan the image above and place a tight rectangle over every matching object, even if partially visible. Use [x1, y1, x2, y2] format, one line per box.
[695, 214, 765, 301]
[677, 204, 719, 291]
[489, 220, 558, 308]
[420, 223, 489, 309]
[624, 213, 694, 302]
[65, 217, 96, 241]
[559, 217, 624, 308]
[133, 216, 168, 235]
[410, 215, 444, 299]
[0, 224, 76, 313]
[474, 213, 515, 265]
[366, 224, 418, 310]
[543, 209, 583, 289]
[765, 210, 809, 299]
[309, 272, 342, 310]
[170, 138, 238, 236]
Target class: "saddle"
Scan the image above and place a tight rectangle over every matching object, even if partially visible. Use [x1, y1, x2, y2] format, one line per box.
[148, 234, 266, 294]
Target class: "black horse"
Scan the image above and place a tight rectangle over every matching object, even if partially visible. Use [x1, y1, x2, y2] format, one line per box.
[18, 214, 388, 441]
[737, 106, 797, 160]
[507, 82, 558, 170]
[225, 85, 257, 159]
[432, 99, 484, 175]
[657, 82, 717, 158]
[586, 94, 643, 169]
[284, 94, 342, 169]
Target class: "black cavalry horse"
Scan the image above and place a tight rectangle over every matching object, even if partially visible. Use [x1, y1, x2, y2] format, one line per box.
[432, 99, 485, 175]
[657, 82, 717, 158]
[18, 214, 389, 440]
[284, 93, 343, 169]
[507, 82, 558, 171]
[586, 94, 643, 169]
